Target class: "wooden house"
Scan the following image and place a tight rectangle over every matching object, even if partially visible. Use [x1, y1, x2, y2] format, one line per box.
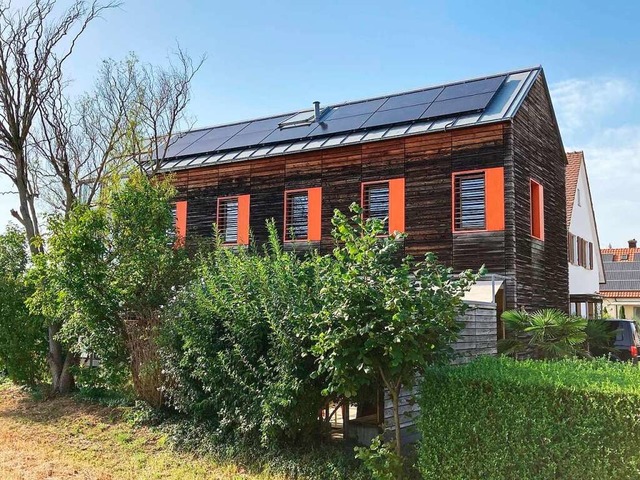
[160, 66, 569, 313]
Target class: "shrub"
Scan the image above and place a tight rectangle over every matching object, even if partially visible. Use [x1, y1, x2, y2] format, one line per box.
[417, 356, 640, 479]
[161, 417, 369, 480]
[0, 226, 47, 385]
[159, 222, 326, 447]
[498, 308, 588, 359]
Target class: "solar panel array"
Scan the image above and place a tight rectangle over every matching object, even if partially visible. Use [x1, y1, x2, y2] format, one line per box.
[164, 74, 507, 160]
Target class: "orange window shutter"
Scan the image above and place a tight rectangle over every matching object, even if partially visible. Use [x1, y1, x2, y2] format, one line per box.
[237, 194, 251, 245]
[388, 178, 405, 234]
[307, 187, 322, 241]
[485, 167, 505, 231]
[175, 201, 188, 243]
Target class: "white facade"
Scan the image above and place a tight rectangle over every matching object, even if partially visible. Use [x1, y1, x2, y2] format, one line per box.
[568, 160, 605, 296]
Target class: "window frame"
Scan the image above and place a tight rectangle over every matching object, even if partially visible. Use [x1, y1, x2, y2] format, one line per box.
[283, 188, 311, 242]
[216, 195, 241, 245]
[530, 179, 544, 241]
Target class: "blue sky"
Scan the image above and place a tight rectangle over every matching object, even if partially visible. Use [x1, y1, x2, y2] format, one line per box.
[2, 0, 640, 246]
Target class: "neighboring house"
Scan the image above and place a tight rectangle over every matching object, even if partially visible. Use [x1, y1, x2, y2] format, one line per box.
[600, 240, 640, 319]
[565, 151, 605, 318]
[160, 66, 569, 313]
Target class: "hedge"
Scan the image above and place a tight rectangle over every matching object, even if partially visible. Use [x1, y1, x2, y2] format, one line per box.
[417, 356, 640, 480]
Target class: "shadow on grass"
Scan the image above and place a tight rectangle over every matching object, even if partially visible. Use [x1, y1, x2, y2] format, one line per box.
[0, 384, 124, 427]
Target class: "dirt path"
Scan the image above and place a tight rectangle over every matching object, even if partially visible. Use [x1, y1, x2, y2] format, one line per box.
[0, 384, 271, 480]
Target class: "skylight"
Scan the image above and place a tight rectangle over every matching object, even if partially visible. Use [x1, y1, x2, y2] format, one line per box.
[279, 110, 315, 128]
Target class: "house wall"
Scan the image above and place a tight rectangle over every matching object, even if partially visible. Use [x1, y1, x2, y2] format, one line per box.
[568, 163, 602, 296]
[171, 123, 510, 276]
[169, 77, 568, 313]
[603, 300, 640, 319]
[509, 74, 569, 312]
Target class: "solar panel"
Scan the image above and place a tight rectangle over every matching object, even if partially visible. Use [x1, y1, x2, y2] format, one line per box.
[437, 76, 506, 101]
[378, 87, 443, 111]
[241, 114, 293, 134]
[421, 92, 495, 120]
[310, 113, 371, 136]
[361, 104, 429, 129]
[176, 122, 250, 157]
[159, 70, 535, 165]
[321, 98, 387, 121]
[217, 129, 273, 150]
[163, 130, 210, 157]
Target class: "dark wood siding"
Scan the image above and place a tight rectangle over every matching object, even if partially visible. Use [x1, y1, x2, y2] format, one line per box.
[170, 124, 509, 271]
[509, 73, 569, 311]
[167, 88, 567, 312]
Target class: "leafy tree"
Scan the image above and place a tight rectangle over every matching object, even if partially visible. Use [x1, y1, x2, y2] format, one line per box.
[28, 171, 189, 401]
[310, 204, 482, 463]
[619, 305, 626, 319]
[0, 225, 47, 384]
[498, 309, 588, 359]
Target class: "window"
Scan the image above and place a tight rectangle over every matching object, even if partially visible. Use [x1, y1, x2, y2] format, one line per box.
[216, 195, 250, 245]
[454, 172, 485, 231]
[363, 182, 390, 230]
[217, 198, 238, 243]
[570, 235, 594, 269]
[452, 167, 504, 233]
[577, 188, 581, 206]
[530, 179, 544, 240]
[283, 187, 322, 242]
[361, 179, 405, 234]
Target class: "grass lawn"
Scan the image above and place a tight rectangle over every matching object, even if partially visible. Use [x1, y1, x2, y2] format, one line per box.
[0, 383, 281, 480]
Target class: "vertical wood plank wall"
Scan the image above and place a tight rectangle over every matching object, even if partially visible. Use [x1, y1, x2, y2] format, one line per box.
[383, 301, 498, 446]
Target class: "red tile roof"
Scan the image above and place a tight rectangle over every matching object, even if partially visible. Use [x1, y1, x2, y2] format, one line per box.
[565, 151, 583, 224]
[600, 291, 640, 299]
[601, 248, 640, 262]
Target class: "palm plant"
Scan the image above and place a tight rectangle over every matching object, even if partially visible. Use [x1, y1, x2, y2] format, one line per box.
[498, 309, 588, 359]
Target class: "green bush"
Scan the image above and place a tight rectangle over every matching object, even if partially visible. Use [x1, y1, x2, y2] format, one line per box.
[159, 222, 326, 447]
[417, 356, 640, 479]
[0, 226, 47, 385]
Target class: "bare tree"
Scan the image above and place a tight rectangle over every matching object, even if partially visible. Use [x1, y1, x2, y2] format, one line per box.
[34, 57, 133, 215]
[127, 47, 205, 173]
[0, 0, 119, 251]
[34, 49, 205, 216]
[0, 0, 118, 394]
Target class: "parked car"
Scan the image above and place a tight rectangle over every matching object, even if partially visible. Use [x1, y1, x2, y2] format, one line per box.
[590, 319, 640, 362]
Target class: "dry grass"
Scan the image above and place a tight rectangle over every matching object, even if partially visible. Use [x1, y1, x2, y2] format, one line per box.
[0, 383, 280, 480]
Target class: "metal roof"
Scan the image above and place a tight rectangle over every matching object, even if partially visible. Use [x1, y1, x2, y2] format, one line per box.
[158, 67, 541, 173]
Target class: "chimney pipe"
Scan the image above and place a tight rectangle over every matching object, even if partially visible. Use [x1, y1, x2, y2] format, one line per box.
[313, 101, 321, 122]
[629, 239, 637, 249]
